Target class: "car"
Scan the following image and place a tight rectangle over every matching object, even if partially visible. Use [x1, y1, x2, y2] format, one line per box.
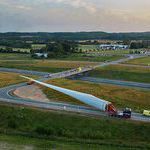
[143, 110, 150, 117]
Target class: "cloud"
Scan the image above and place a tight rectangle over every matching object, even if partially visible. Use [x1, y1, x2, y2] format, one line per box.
[0, 0, 31, 11]
[47, 0, 97, 13]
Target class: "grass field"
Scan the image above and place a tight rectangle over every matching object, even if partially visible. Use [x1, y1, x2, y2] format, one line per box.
[0, 53, 31, 60]
[79, 44, 99, 51]
[58, 53, 123, 62]
[0, 135, 129, 150]
[88, 64, 150, 83]
[41, 78, 150, 112]
[12, 48, 30, 53]
[79, 45, 131, 54]
[31, 44, 46, 49]
[0, 104, 149, 149]
[124, 56, 150, 66]
[0, 53, 124, 73]
[0, 72, 28, 88]
[0, 59, 98, 73]
[94, 49, 130, 54]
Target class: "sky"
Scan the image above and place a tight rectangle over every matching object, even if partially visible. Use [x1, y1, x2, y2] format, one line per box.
[0, 0, 150, 32]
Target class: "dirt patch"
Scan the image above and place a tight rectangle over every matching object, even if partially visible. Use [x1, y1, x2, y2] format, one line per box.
[13, 84, 49, 102]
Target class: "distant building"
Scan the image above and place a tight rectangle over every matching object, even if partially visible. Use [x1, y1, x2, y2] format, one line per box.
[34, 53, 48, 58]
[99, 44, 129, 50]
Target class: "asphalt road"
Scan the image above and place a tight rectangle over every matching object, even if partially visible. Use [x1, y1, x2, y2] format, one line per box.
[0, 68, 48, 76]
[0, 95, 149, 122]
[79, 77, 150, 90]
[0, 55, 149, 122]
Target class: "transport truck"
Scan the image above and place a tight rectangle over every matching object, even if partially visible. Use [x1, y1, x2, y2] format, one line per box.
[22, 75, 132, 119]
[110, 108, 132, 119]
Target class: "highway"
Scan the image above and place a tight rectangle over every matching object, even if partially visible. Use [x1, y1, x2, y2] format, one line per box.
[0, 55, 149, 122]
[0, 94, 149, 122]
[0, 67, 48, 76]
[78, 77, 150, 90]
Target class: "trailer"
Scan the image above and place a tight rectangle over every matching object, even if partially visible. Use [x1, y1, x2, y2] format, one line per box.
[21, 75, 131, 119]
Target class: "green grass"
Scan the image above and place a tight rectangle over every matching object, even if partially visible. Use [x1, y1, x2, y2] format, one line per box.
[31, 44, 46, 49]
[0, 134, 138, 150]
[79, 44, 99, 51]
[124, 56, 150, 66]
[88, 64, 150, 83]
[41, 79, 150, 112]
[95, 49, 130, 54]
[79, 45, 131, 54]
[58, 53, 123, 62]
[0, 104, 149, 149]
[0, 59, 98, 73]
[0, 53, 31, 60]
[12, 48, 30, 53]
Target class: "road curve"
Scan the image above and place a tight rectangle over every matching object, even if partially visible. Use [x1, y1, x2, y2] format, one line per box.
[0, 55, 149, 122]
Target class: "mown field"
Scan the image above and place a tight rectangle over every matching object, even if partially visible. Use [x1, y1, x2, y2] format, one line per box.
[0, 104, 149, 150]
[0, 72, 27, 88]
[0, 53, 31, 60]
[88, 64, 150, 83]
[0, 53, 122, 73]
[41, 79, 150, 112]
[0, 59, 98, 73]
[79, 45, 131, 54]
[124, 56, 150, 66]
[58, 53, 123, 62]
[79, 44, 99, 51]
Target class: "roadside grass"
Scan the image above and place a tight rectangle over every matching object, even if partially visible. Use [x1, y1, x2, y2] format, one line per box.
[0, 134, 139, 150]
[41, 78, 150, 112]
[0, 104, 149, 149]
[0, 53, 123, 62]
[124, 56, 150, 66]
[88, 64, 150, 83]
[0, 72, 27, 88]
[58, 53, 123, 62]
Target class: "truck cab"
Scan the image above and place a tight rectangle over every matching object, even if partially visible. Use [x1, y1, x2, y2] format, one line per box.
[122, 108, 132, 118]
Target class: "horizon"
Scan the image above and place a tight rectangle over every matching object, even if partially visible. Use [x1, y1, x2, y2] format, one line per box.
[0, 31, 150, 34]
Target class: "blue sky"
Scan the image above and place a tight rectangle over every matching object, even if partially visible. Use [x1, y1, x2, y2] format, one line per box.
[0, 0, 150, 32]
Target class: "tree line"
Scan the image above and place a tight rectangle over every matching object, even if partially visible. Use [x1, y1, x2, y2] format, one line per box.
[31, 41, 78, 58]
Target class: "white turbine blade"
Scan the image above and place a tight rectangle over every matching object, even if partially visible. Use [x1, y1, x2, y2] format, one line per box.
[20, 75, 110, 111]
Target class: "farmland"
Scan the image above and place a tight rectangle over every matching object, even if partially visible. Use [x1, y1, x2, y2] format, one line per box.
[78, 45, 131, 54]
[55, 53, 123, 62]
[0, 53, 124, 73]
[0, 46, 30, 53]
[31, 44, 46, 49]
[0, 59, 98, 73]
[79, 44, 99, 51]
[41, 78, 150, 112]
[0, 72, 27, 88]
[0, 104, 149, 150]
[88, 64, 150, 83]
[124, 56, 150, 66]
[0, 53, 31, 60]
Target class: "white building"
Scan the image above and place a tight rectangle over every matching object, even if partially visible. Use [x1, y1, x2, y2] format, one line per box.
[34, 53, 48, 58]
[99, 44, 128, 50]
